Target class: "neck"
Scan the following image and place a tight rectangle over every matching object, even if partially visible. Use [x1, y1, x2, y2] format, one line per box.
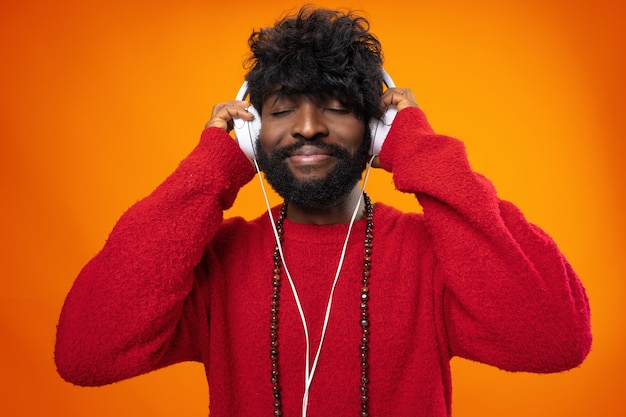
[285, 184, 365, 225]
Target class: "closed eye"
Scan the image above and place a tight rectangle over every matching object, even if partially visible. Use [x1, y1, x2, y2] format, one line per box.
[325, 107, 350, 114]
[269, 109, 293, 117]
[322, 96, 351, 114]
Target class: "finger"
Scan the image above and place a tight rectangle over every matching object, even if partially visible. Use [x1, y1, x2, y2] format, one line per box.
[381, 88, 418, 111]
[210, 100, 251, 119]
[205, 101, 256, 131]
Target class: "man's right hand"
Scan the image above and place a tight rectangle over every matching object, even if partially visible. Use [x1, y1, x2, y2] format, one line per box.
[205, 100, 256, 132]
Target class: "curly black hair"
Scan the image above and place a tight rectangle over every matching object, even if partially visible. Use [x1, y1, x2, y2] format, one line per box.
[244, 6, 385, 123]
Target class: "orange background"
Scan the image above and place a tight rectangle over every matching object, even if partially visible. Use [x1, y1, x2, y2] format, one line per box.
[1, 0, 624, 416]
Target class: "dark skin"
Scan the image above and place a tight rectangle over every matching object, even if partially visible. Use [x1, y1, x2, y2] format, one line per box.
[206, 86, 419, 225]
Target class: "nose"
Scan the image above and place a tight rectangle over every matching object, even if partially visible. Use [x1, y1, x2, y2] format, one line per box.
[290, 101, 329, 141]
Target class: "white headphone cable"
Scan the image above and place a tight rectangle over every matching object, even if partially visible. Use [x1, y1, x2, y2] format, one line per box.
[253, 155, 376, 417]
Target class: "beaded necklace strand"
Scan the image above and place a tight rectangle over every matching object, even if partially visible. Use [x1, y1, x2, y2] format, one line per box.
[269, 193, 374, 416]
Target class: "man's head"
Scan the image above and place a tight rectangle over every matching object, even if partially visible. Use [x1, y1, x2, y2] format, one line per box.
[244, 7, 385, 209]
[244, 6, 385, 126]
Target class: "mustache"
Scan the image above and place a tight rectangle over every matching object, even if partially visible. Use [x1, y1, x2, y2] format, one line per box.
[271, 139, 350, 160]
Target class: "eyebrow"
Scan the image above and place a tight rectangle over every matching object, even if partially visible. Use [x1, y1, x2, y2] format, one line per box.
[264, 87, 288, 106]
[263, 85, 289, 104]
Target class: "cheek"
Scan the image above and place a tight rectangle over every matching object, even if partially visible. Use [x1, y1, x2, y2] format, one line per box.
[341, 123, 367, 151]
[258, 123, 280, 151]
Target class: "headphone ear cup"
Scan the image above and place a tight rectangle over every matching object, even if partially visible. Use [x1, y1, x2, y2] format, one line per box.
[233, 105, 261, 159]
[369, 105, 398, 156]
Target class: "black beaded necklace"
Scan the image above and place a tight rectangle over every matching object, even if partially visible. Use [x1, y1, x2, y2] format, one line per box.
[269, 192, 374, 417]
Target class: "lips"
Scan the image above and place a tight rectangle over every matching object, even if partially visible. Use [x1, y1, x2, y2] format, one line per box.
[287, 145, 334, 165]
[289, 145, 333, 157]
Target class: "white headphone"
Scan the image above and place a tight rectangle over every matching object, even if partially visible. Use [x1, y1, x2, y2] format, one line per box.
[233, 70, 398, 159]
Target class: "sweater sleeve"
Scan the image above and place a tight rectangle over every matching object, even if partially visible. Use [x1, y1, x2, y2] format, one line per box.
[378, 107, 592, 373]
[54, 128, 256, 386]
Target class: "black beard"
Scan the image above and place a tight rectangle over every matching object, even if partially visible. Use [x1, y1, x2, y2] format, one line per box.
[255, 135, 370, 210]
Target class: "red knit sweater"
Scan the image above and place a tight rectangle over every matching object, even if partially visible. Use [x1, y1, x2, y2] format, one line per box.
[55, 108, 591, 416]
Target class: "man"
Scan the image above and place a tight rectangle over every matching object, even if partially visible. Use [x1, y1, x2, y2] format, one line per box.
[55, 6, 592, 417]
